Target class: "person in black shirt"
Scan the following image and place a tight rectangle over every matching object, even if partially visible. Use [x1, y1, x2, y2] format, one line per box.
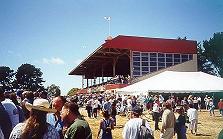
[175, 106, 187, 139]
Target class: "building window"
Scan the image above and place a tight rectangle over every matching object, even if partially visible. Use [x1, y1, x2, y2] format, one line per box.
[133, 57, 140, 61]
[132, 51, 193, 77]
[142, 57, 148, 61]
[133, 66, 140, 71]
[142, 67, 149, 71]
[165, 54, 173, 67]
[174, 54, 181, 65]
[133, 52, 140, 56]
[182, 54, 189, 62]
[133, 62, 140, 66]
[189, 54, 193, 60]
[142, 62, 148, 66]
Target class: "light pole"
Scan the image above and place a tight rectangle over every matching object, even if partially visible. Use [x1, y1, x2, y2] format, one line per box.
[104, 16, 111, 36]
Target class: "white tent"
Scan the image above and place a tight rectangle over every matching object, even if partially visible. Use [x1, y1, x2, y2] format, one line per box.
[118, 71, 223, 94]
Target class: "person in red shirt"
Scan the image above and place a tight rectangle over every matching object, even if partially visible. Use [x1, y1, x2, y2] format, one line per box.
[218, 99, 223, 116]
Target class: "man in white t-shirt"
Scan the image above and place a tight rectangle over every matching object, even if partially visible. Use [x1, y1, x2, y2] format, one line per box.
[122, 106, 153, 139]
[1, 93, 19, 128]
[126, 96, 132, 111]
[187, 104, 198, 135]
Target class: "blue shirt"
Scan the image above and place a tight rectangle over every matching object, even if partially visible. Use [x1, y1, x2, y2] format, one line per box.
[47, 113, 63, 133]
[1, 99, 19, 128]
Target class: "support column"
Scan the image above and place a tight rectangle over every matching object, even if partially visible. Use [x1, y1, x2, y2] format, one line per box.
[82, 75, 84, 89]
[102, 64, 104, 83]
[87, 78, 89, 88]
[113, 58, 117, 77]
[94, 78, 96, 85]
[130, 50, 133, 78]
[91, 79, 92, 86]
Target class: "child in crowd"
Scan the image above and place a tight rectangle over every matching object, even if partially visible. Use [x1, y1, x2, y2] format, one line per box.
[209, 99, 215, 116]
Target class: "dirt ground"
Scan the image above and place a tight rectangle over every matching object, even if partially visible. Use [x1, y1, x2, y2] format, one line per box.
[79, 108, 223, 139]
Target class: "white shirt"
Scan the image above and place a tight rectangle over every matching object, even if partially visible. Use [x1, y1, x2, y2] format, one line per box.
[187, 108, 198, 121]
[93, 99, 99, 109]
[1, 99, 19, 128]
[152, 103, 160, 113]
[127, 99, 132, 107]
[159, 95, 164, 104]
[122, 118, 153, 139]
[197, 97, 201, 102]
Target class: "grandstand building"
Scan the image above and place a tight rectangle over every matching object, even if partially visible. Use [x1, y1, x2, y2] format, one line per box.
[69, 35, 197, 93]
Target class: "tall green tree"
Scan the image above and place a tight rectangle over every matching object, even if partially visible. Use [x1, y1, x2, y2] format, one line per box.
[47, 84, 61, 97]
[0, 66, 14, 91]
[197, 43, 215, 75]
[15, 64, 44, 91]
[198, 32, 223, 76]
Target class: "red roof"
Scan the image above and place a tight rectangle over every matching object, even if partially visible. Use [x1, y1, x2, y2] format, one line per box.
[103, 35, 197, 54]
[69, 35, 197, 78]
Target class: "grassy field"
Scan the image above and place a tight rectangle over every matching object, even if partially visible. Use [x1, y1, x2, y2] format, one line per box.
[79, 108, 223, 139]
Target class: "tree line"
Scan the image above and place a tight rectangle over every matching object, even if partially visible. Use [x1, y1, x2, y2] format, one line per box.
[0, 63, 61, 97]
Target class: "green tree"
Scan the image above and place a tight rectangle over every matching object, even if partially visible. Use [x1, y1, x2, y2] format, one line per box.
[0, 66, 14, 91]
[198, 32, 223, 76]
[47, 84, 61, 97]
[15, 64, 44, 91]
[67, 88, 80, 96]
[197, 43, 215, 75]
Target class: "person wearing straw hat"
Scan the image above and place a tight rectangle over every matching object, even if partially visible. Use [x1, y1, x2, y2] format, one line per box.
[9, 98, 59, 139]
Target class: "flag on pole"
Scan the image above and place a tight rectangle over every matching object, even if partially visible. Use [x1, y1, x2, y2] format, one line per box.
[104, 16, 111, 21]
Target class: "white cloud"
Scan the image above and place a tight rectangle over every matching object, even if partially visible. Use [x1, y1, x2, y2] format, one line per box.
[42, 57, 65, 65]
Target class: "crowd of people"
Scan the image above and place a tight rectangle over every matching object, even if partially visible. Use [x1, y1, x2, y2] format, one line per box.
[0, 87, 223, 139]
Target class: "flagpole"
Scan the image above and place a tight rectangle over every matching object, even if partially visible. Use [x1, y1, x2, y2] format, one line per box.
[108, 18, 111, 36]
[104, 16, 111, 36]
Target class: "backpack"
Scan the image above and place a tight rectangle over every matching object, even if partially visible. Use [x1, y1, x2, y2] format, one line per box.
[103, 119, 112, 134]
[138, 119, 154, 139]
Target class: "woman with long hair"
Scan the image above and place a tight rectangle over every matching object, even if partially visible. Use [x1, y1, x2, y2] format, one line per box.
[9, 98, 59, 139]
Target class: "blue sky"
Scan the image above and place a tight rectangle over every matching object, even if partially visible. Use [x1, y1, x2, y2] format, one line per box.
[0, 0, 223, 95]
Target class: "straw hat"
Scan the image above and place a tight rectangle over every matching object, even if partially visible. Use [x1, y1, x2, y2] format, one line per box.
[25, 98, 57, 113]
